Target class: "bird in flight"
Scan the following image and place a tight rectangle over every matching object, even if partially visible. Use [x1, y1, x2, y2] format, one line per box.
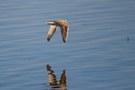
[46, 20, 69, 43]
[46, 64, 67, 89]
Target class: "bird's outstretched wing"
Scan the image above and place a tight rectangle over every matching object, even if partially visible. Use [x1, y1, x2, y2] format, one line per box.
[61, 26, 68, 43]
[46, 64, 58, 85]
[47, 25, 57, 41]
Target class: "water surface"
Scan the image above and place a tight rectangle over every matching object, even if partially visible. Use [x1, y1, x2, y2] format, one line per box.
[0, 0, 135, 90]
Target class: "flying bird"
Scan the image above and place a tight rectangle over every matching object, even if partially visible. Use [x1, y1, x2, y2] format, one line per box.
[46, 64, 67, 89]
[46, 20, 69, 43]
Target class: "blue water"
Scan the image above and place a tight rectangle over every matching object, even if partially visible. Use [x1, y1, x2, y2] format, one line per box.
[0, 0, 135, 90]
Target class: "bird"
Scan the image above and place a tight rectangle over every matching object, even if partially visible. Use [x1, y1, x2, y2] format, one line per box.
[46, 20, 69, 43]
[46, 64, 67, 89]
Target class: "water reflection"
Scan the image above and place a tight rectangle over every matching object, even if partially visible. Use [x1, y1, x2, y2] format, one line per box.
[46, 64, 67, 90]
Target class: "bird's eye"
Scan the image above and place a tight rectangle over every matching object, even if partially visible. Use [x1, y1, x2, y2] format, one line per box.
[64, 20, 68, 23]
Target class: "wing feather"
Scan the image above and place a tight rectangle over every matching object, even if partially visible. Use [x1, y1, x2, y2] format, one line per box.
[47, 25, 57, 41]
[61, 26, 68, 43]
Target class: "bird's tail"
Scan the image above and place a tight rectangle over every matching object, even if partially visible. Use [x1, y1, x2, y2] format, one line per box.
[47, 21, 55, 25]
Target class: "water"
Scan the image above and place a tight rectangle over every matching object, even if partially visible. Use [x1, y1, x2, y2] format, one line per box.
[0, 0, 135, 90]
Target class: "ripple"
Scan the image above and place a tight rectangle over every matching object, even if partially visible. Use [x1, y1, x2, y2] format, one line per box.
[0, 0, 135, 90]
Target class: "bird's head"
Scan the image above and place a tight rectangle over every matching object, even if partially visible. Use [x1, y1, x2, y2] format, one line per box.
[64, 20, 68, 23]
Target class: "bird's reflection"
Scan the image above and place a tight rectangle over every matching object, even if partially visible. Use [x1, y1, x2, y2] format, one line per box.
[45, 64, 67, 90]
